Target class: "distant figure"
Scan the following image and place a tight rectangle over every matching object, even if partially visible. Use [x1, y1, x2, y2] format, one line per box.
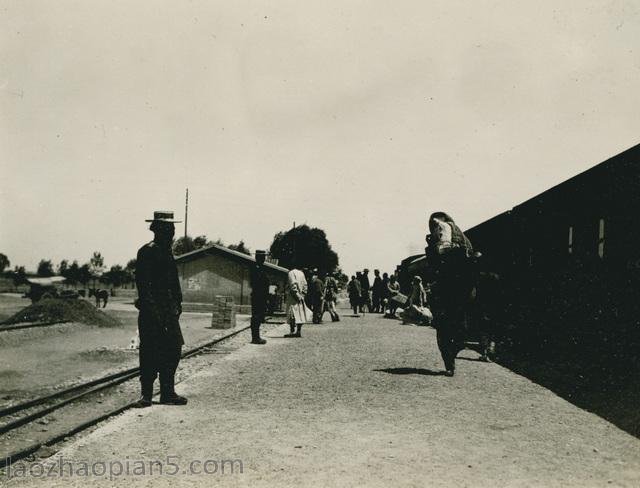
[385, 275, 401, 317]
[324, 273, 340, 322]
[381, 272, 390, 312]
[249, 250, 270, 345]
[359, 269, 371, 313]
[371, 269, 383, 313]
[285, 267, 310, 337]
[89, 288, 109, 308]
[347, 276, 362, 316]
[471, 264, 502, 362]
[426, 211, 475, 377]
[400, 276, 432, 326]
[134, 210, 186, 407]
[309, 270, 326, 324]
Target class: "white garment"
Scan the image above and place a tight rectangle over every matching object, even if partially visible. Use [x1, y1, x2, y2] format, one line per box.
[286, 269, 310, 324]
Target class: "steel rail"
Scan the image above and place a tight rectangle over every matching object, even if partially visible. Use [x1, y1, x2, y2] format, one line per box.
[0, 324, 252, 467]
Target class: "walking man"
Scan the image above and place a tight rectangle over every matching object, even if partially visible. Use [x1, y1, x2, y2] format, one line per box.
[309, 270, 325, 324]
[135, 210, 187, 407]
[371, 269, 383, 313]
[426, 211, 475, 377]
[359, 269, 372, 313]
[347, 275, 362, 316]
[324, 272, 341, 322]
[249, 250, 269, 344]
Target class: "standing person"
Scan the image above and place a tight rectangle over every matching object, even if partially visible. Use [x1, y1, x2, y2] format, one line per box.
[309, 270, 325, 324]
[355, 271, 364, 314]
[359, 269, 371, 313]
[386, 274, 401, 317]
[381, 272, 390, 313]
[324, 272, 340, 322]
[371, 269, 383, 313]
[347, 275, 362, 316]
[134, 210, 187, 408]
[249, 250, 269, 345]
[284, 267, 309, 337]
[426, 211, 475, 377]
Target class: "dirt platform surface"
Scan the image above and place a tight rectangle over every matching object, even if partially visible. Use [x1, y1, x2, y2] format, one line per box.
[4, 312, 640, 487]
[0, 302, 245, 405]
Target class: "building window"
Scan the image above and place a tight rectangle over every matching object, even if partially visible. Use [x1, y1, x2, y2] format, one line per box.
[568, 226, 573, 255]
[598, 218, 605, 259]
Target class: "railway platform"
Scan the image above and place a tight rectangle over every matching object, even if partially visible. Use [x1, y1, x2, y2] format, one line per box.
[4, 312, 640, 487]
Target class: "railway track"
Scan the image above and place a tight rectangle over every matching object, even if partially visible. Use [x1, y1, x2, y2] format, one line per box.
[0, 325, 252, 469]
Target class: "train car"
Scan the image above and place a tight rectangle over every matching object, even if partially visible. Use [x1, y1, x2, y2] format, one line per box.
[468, 143, 640, 354]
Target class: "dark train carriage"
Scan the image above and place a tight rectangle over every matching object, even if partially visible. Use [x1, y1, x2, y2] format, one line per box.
[464, 211, 513, 277]
[473, 143, 640, 352]
[397, 253, 427, 294]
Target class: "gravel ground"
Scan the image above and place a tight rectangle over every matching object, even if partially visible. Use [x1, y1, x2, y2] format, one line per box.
[0, 308, 231, 405]
[4, 311, 640, 487]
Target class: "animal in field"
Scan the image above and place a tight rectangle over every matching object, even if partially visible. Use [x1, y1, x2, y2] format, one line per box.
[89, 288, 109, 308]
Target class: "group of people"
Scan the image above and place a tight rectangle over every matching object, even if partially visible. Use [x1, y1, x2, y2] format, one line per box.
[281, 268, 341, 338]
[343, 212, 489, 377]
[346, 269, 402, 317]
[132, 208, 487, 409]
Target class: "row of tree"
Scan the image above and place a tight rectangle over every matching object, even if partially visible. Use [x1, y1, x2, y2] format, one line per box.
[1, 223, 347, 289]
[172, 236, 251, 256]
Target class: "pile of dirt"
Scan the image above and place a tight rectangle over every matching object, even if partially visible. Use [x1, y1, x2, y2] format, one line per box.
[0, 298, 121, 327]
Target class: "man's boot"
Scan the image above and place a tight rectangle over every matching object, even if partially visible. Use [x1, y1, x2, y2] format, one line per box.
[294, 324, 302, 337]
[135, 383, 154, 408]
[159, 376, 187, 405]
[251, 326, 266, 344]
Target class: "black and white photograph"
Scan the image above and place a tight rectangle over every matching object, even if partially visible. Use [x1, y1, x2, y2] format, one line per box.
[1, 1, 640, 486]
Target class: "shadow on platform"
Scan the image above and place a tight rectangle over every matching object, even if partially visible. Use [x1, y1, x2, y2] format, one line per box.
[374, 367, 447, 376]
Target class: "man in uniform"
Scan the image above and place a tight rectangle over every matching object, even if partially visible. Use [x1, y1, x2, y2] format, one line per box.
[371, 269, 383, 313]
[309, 269, 325, 324]
[135, 210, 187, 407]
[250, 250, 269, 344]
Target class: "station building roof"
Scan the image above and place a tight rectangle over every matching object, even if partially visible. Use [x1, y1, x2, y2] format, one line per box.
[174, 244, 289, 274]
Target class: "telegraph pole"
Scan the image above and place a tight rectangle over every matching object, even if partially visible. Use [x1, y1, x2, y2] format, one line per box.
[184, 188, 189, 238]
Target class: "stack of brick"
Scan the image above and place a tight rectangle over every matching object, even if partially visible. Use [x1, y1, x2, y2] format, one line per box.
[211, 295, 236, 329]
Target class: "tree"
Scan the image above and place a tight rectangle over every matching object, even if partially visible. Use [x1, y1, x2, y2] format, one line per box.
[101, 265, 128, 288]
[89, 252, 105, 277]
[10, 266, 26, 287]
[269, 224, 339, 273]
[66, 261, 80, 285]
[193, 235, 212, 249]
[0, 253, 10, 274]
[228, 240, 251, 256]
[173, 234, 216, 256]
[57, 259, 69, 277]
[125, 259, 137, 286]
[88, 252, 105, 287]
[37, 259, 55, 277]
[78, 264, 92, 287]
[173, 235, 195, 256]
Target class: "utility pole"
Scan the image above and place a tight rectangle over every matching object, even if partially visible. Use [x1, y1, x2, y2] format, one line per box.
[184, 188, 189, 239]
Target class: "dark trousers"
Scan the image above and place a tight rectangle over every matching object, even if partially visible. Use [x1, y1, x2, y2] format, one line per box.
[312, 300, 324, 323]
[138, 310, 183, 399]
[434, 308, 467, 372]
[251, 304, 266, 340]
[138, 340, 181, 398]
[372, 294, 381, 312]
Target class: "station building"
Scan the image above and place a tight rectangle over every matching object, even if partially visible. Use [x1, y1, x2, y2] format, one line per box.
[174, 245, 289, 312]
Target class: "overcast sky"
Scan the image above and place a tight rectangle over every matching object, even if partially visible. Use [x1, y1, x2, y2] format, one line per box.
[1, 0, 639, 275]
